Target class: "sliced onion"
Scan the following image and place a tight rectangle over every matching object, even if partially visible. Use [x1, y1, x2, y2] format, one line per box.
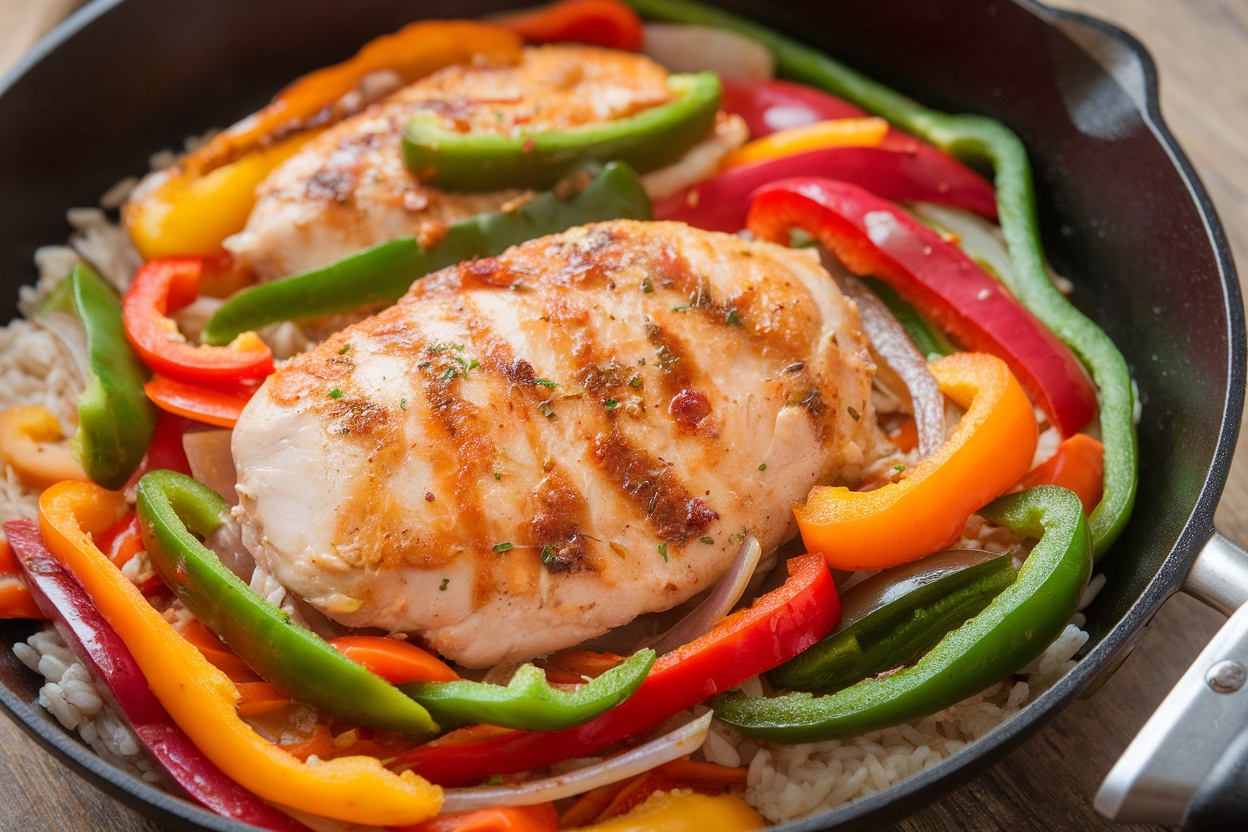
[440, 712, 713, 811]
[642, 23, 774, 80]
[838, 548, 999, 629]
[838, 271, 945, 458]
[910, 202, 1016, 287]
[183, 428, 238, 506]
[641, 537, 762, 655]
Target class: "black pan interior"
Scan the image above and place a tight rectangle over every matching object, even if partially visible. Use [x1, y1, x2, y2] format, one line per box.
[0, 1, 1240, 830]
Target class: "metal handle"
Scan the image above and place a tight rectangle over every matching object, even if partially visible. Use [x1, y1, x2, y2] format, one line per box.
[1095, 528, 1248, 825]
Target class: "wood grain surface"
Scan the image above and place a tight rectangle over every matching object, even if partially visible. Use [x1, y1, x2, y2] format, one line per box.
[0, 0, 1244, 830]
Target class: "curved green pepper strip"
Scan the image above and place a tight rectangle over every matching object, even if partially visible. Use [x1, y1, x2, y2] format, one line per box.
[401, 650, 656, 732]
[202, 161, 652, 345]
[770, 553, 1016, 694]
[624, 0, 1136, 558]
[37, 263, 156, 490]
[402, 73, 721, 192]
[135, 470, 439, 737]
[712, 486, 1091, 742]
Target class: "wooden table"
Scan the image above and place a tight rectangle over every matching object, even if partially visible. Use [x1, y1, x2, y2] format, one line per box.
[0, 0, 1244, 829]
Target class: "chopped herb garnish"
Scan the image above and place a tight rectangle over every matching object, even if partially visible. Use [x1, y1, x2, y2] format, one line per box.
[541, 544, 556, 564]
[725, 308, 742, 326]
[848, 406, 861, 421]
[339, 427, 351, 435]
[672, 305, 692, 313]
[492, 542, 514, 553]
[641, 276, 654, 294]
[604, 398, 619, 411]
[493, 471, 503, 481]
[894, 464, 906, 472]
[533, 378, 558, 389]
[427, 342, 464, 355]
[537, 400, 556, 420]
[628, 375, 642, 389]
[439, 578, 449, 591]
[338, 344, 351, 355]
[468, 359, 480, 371]
[440, 368, 458, 381]
[417, 361, 431, 370]
[699, 536, 714, 545]
[637, 357, 646, 366]
[400, 398, 408, 410]
[657, 543, 669, 563]
[328, 388, 343, 399]
[486, 774, 505, 786]
[758, 463, 767, 471]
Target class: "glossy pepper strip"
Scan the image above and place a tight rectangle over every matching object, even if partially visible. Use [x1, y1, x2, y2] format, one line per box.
[391, 552, 838, 784]
[144, 375, 259, 429]
[770, 553, 1017, 693]
[795, 352, 1037, 570]
[747, 178, 1097, 439]
[202, 162, 651, 345]
[624, 0, 1136, 557]
[1021, 433, 1105, 516]
[136, 470, 440, 736]
[5, 521, 306, 832]
[717, 117, 888, 169]
[123, 258, 274, 385]
[402, 650, 655, 731]
[497, 0, 644, 50]
[36, 263, 156, 490]
[124, 21, 522, 260]
[402, 73, 721, 192]
[0, 405, 88, 491]
[37, 481, 442, 825]
[714, 485, 1092, 741]
[566, 791, 764, 832]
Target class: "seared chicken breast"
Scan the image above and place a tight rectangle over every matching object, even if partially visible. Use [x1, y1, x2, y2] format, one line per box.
[225, 46, 746, 281]
[232, 221, 881, 667]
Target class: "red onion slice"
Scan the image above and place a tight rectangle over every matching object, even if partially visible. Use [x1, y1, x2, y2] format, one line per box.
[838, 548, 999, 629]
[641, 537, 762, 656]
[440, 712, 713, 811]
[4, 520, 308, 832]
[183, 429, 238, 507]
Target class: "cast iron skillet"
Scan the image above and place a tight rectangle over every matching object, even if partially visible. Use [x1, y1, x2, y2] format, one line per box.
[0, 1, 1241, 830]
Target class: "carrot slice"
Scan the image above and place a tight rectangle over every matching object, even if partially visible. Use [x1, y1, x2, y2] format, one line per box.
[330, 636, 459, 684]
[394, 803, 558, 832]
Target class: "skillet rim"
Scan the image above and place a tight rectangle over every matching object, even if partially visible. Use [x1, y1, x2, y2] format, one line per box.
[0, 0, 1241, 829]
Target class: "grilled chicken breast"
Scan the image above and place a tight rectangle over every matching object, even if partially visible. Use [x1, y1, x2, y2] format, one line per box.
[232, 221, 881, 667]
[225, 46, 746, 281]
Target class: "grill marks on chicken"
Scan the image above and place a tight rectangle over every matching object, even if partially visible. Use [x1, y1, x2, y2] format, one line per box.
[233, 221, 881, 665]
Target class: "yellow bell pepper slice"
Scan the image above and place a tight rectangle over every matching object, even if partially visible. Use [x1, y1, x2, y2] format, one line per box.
[718, 116, 889, 169]
[124, 21, 523, 260]
[795, 352, 1038, 570]
[38, 481, 442, 826]
[568, 790, 765, 831]
[0, 405, 88, 491]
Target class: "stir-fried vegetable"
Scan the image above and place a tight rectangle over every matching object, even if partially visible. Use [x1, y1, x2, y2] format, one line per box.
[401, 73, 721, 191]
[0, 406, 88, 492]
[202, 162, 652, 345]
[714, 485, 1092, 740]
[497, 0, 645, 51]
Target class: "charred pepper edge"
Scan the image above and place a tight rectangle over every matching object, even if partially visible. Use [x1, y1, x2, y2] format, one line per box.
[401, 649, 656, 731]
[202, 161, 652, 345]
[135, 470, 440, 737]
[401, 72, 722, 191]
[711, 485, 1092, 742]
[36, 262, 157, 490]
[623, 0, 1137, 558]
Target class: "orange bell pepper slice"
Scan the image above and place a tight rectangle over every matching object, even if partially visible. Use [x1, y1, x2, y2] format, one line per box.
[330, 636, 459, 684]
[124, 21, 522, 260]
[1020, 433, 1105, 515]
[144, 375, 260, 429]
[37, 481, 442, 826]
[0, 405, 89, 491]
[718, 117, 889, 170]
[795, 352, 1038, 570]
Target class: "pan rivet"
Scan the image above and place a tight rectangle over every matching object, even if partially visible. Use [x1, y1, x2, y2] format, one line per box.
[1206, 660, 1247, 693]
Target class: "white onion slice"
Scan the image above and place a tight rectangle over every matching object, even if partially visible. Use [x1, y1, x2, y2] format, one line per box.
[183, 429, 239, 506]
[641, 537, 762, 656]
[642, 23, 774, 80]
[910, 202, 1016, 287]
[440, 712, 713, 811]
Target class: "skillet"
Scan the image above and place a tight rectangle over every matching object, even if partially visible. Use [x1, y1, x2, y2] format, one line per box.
[0, 0, 1242, 829]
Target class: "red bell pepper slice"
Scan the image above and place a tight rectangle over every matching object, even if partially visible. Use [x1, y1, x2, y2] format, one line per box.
[746, 178, 1097, 437]
[654, 145, 999, 232]
[723, 79, 870, 135]
[391, 552, 838, 785]
[1020, 433, 1105, 515]
[145, 374, 260, 429]
[4, 520, 308, 832]
[123, 258, 274, 385]
[497, 0, 644, 51]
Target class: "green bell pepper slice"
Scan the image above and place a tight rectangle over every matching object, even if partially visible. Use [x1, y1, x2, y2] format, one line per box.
[37, 263, 156, 490]
[770, 552, 1017, 694]
[202, 161, 652, 345]
[135, 470, 439, 737]
[401, 72, 721, 192]
[712, 485, 1092, 742]
[861, 276, 954, 360]
[401, 650, 656, 732]
[624, 0, 1136, 558]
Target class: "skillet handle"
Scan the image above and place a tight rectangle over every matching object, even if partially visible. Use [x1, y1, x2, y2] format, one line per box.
[1095, 528, 1248, 827]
